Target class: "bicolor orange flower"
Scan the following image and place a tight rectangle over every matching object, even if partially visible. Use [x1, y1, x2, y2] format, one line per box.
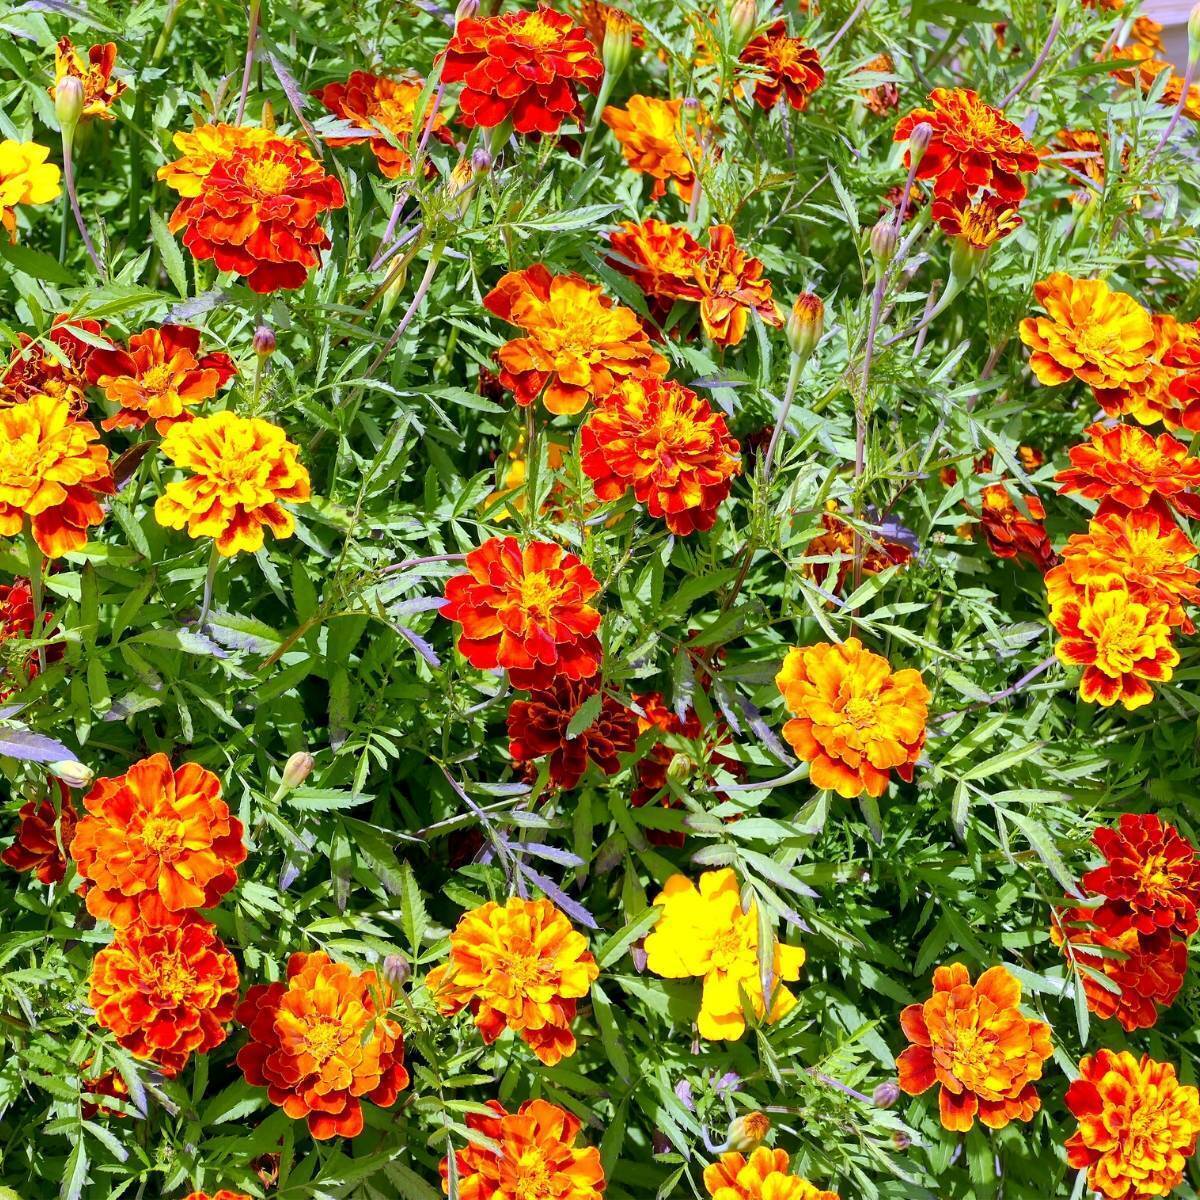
[704, 1148, 839, 1200]
[602, 94, 704, 201]
[1161, 329, 1200, 432]
[896, 963, 1052, 1132]
[154, 412, 311, 556]
[607, 218, 705, 318]
[50, 38, 126, 120]
[804, 506, 912, 594]
[643, 868, 805, 1040]
[693, 224, 783, 347]
[89, 916, 240, 1076]
[508, 678, 637, 789]
[894, 88, 1039, 202]
[440, 5, 602, 135]
[87, 324, 236, 433]
[1044, 129, 1120, 201]
[0, 394, 114, 558]
[80, 1062, 131, 1119]
[976, 483, 1054, 569]
[931, 193, 1021, 248]
[440, 1098, 605, 1200]
[70, 754, 246, 929]
[776, 638, 929, 798]
[857, 53, 899, 116]
[1066, 1050, 1200, 1200]
[739, 22, 825, 112]
[2, 783, 77, 886]
[313, 71, 453, 178]
[1092, 313, 1198, 427]
[440, 537, 603, 691]
[568, 0, 644, 51]
[483, 264, 667, 415]
[581, 376, 740, 534]
[0, 140, 61, 240]
[0, 315, 103, 413]
[1110, 43, 1200, 121]
[183, 1192, 252, 1200]
[427, 896, 598, 1065]
[236, 951, 409, 1139]
[156, 124, 277, 197]
[1052, 910, 1186, 1031]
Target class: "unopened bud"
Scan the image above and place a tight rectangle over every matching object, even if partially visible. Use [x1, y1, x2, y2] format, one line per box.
[282, 751, 315, 790]
[253, 324, 276, 357]
[455, 0, 479, 25]
[683, 96, 701, 112]
[470, 147, 493, 175]
[869, 217, 898, 268]
[1190, 2, 1200, 59]
[666, 752, 694, 784]
[873, 1081, 901, 1109]
[907, 120, 933, 166]
[55, 76, 84, 137]
[382, 952, 410, 989]
[602, 15, 634, 81]
[729, 0, 759, 51]
[892, 1131, 912, 1152]
[726, 1111, 770, 1152]
[786, 292, 824, 360]
[51, 759, 94, 789]
[261, 100, 276, 131]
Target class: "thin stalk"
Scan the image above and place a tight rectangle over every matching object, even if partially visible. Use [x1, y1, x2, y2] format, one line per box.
[197, 542, 220, 629]
[23, 525, 46, 674]
[236, 0, 263, 125]
[824, 0, 872, 53]
[1147, 49, 1200, 165]
[1000, 8, 1064, 108]
[762, 352, 804, 484]
[365, 243, 446, 376]
[61, 131, 105, 277]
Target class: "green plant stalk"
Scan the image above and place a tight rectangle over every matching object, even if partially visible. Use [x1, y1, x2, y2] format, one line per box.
[22, 524, 46, 674]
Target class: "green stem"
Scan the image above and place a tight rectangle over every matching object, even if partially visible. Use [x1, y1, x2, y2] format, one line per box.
[23, 525, 46, 673]
[198, 542, 220, 630]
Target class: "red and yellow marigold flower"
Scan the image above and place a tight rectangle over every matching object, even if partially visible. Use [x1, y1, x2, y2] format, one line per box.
[1066, 1050, 1200, 1200]
[738, 22, 825, 113]
[976, 483, 1054, 569]
[896, 963, 1052, 1132]
[693, 224, 783, 347]
[427, 896, 599, 1065]
[776, 638, 929, 799]
[183, 1192, 252, 1200]
[440, 1098, 605, 1200]
[1094, 313, 1199, 427]
[483, 264, 667, 415]
[80, 1062, 131, 1120]
[857, 53, 899, 116]
[313, 71, 453, 178]
[237, 950, 409, 1139]
[804, 506, 912, 594]
[156, 124, 277, 197]
[154, 411, 311, 556]
[931, 193, 1022, 248]
[894, 88, 1039, 202]
[0, 577, 52, 693]
[89, 915, 240, 1076]
[87, 324, 236, 433]
[0, 315, 103, 412]
[507, 678, 637, 789]
[580, 376, 741, 535]
[704, 1148, 839, 1200]
[643, 867, 805, 1040]
[602, 94, 705, 201]
[607, 218, 704, 304]
[1044, 129, 1120, 201]
[49, 37, 126, 120]
[70, 753, 246, 929]
[440, 536, 603, 691]
[0, 140, 62, 239]
[440, 4, 602, 136]
[0, 394, 114, 558]
[2, 782, 77, 886]
[1110, 42, 1200, 122]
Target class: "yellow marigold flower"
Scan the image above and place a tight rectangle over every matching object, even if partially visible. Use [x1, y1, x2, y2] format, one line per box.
[49, 37, 127, 121]
[154, 411, 310, 557]
[0, 140, 62, 240]
[643, 867, 805, 1041]
[704, 1148, 839, 1200]
[156, 123, 277, 198]
[601, 94, 705, 201]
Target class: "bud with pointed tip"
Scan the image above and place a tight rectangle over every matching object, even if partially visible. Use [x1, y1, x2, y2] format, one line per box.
[726, 1111, 771, 1152]
[873, 1081, 901, 1109]
[471, 147, 493, 175]
[51, 759, 94, 789]
[892, 1130, 912, 1152]
[382, 953, 410, 988]
[253, 324, 276, 357]
[261, 100, 276, 131]
[729, 0, 759, 52]
[907, 120, 933, 168]
[602, 12, 635, 81]
[455, 0, 479, 24]
[786, 292, 824, 361]
[55, 76, 84, 139]
[666, 752, 694, 784]
[870, 217, 898, 270]
[282, 751, 315, 790]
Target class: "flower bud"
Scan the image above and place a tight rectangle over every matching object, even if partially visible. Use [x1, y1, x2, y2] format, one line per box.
[382, 952, 410, 989]
[666, 752, 694, 784]
[55, 76, 84, 138]
[1190, 2, 1200, 61]
[602, 11, 635, 81]
[253, 324, 276, 357]
[869, 218, 898, 269]
[786, 292, 824, 360]
[51, 759, 94, 789]
[892, 1131, 912, 1152]
[729, 0, 759, 51]
[726, 1111, 771, 1152]
[261, 100, 276, 131]
[455, 0, 479, 25]
[282, 751, 315, 790]
[470, 147, 493, 175]
[873, 1081, 901, 1109]
[906, 120, 933, 168]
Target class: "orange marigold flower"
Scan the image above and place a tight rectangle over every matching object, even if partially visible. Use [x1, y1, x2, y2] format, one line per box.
[931, 192, 1022, 248]
[894, 88, 1039, 202]
[440, 536, 602, 691]
[1084, 813, 1200, 940]
[441, 4, 602, 136]
[976, 483, 1054, 569]
[1130, 15, 1166, 52]
[156, 123, 277, 197]
[236, 950, 409, 1139]
[607, 217, 705, 309]
[87, 324, 236, 434]
[2, 781, 77, 885]
[1066, 1050, 1200, 1200]
[0, 394, 114, 558]
[80, 1062, 131, 1119]
[49, 37, 126, 120]
[183, 1192, 252, 1200]
[0, 314, 103, 413]
[70, 753, 246, 929]
[775, 638, 929, 799]
[896, 963, 1052, 1132]
[483, 264, 668, 416]
[0, 139, 62, 240]
[602, 94, 705, 201]
[856, 53, 899, 116]
[163, 131, 345, 294]
[1092, 313, 1198, 427]
[739, 22, 825, 113]
[1052, 910, 1186, 1030]
[440, 1098, 605, 1199]
[427, 896, 599, 1065]
[313, 71, 453, 179]
[568, 0, 644, 51]
[1109, 43, 1200, 121]
[694, 224, 783, 347]
[1044, 129, 1116, 202]
[154, 412, 311, 556]
[805, 506, 912, 594]
[580, 375, 741, 535]
[508, 678, 637, 789]
[90, 916, 240, 1076]
[704, 1148, 839, 1200]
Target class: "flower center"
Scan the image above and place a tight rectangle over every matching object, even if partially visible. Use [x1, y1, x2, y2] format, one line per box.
[709, 925, 748, 970]
[518, 14, 564, 50]
[242, 156, 293, 197]
[303, 1016, 347, 1065]
[140, 363, 175, 394]
[511, 1150, 553, 1200]
[1095, 617, 1143, 673]
[1136, 853, 1178, 900]
[139, 816, 186, 860]
[518, 571, 567, 621]
[148, 953, 194, 1004]
[841, 696, 877, 728]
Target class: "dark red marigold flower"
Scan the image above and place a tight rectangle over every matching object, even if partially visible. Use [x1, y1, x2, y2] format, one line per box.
[739, 21, 825, 112]
[441, 4, 603, 136]
[0, 577, 53, 694]
[0, 314, 104, 415]
[977, 483, 1055, 569]
[80, 1062, 131, 1119]
[2, 782, 77, 885]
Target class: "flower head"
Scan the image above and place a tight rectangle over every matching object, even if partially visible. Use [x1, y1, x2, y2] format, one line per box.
[90, 916, 240, 1076]
[154, 412, 311, 556]
[157, 123, 277, 197]
[857, 53, 899, 116]
[602, 94, 705, 201]
[896, 963, 1052, 1131]
[976, 483, 1054, 569]
[183, 1193, 252, 1200]
[776, 638, 929, 798]
[0, 315, 103, 413]
[440, 536, 603, 691]
[804, 507, 912, 593]
[0, 577, 52, 694]
[568, 0, 645, 52]
[49, 37, 126, 120]
[704, 1148, 839, 1200]
[0, 140, 62, 240]
[581, 376, 741, 535]
[1110, 43, 1200, 122]
[693, 224, 783, 347]
[738, 22, 825, 112]
[236, 951, 409, 1139]
[1092, 313, 1199, 428]
[644, 868, 805, 1040]
[931, 193, 1022, 248]
[607, 218, 705, 301]
[2, 782, 77, 885]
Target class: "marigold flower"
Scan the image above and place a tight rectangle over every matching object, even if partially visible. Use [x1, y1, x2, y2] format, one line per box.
[441, 4, 602, 136]
[440, 536, 603, 691]
[893, 88, 1039, 202]
[805, 507, 912, 593]
[857, 53, 899, 116]
[931, 193, 1021, 248]
[643, 867, 805, 1040]
[70, 753, 246, 929]
[976, 483, 1054, 569]
[507, 678, 637, 789]
[183, 1193, 252, 1200]
[1091, 313, 1198, 428]
[427, 896, 598, 1065]
[1044, 129, 1119, 201]
[87, 324, 236, 433]
[49, 37, 126, 120]
[896, 963, 1052, 1132]
[90, 916, 240, 1076]
[0, 140, 62, 240]
[694, 224, 783, 347]
[776, 638, 929, 798]
[440, 1098, 605, 1200]
[483, 264, 667, 415]
[0, 577, 52, 694]
[704, 1148, 839, 1200]
[154, 412, 311, 556]
[1066, 1050, 1200, 1200]
[157, 123, 277, 197]
[236, 951, 408, 1138]
[738, 22, 825, 112]
[580, 376, 741, 535]
[2, 783, 77, 885]
[1110, 43, 1200, 121]
[602, 94, 705, 201]
[607, 217, 705, 308]
[0, 315, 103, 413]
[568, 0, 645, 52]
[313, 71, 453, 178]
[80, 1062, 131, 1119]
